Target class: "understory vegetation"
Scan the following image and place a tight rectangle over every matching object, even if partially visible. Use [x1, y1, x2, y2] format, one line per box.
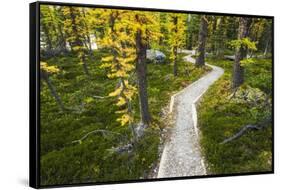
[39, 4, 273, 186]
[198, 58, 272, 174]
[40, 52, 210, 185]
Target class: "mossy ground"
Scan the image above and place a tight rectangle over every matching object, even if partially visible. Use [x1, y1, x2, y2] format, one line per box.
[40, 51, 210, 186]
[198, 58, 272, 174]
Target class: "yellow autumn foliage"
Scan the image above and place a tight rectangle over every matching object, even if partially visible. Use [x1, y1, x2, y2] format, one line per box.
[117, 114, 132, 126]
[40, 62, 59, 73]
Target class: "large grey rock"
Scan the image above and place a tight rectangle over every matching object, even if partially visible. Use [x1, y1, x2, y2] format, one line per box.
[146, 49, 166, 63]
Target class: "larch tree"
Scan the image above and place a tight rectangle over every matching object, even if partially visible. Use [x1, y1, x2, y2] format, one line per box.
[167, 13, 187, 76]
[231, 17, 253, 89]
[62, 7, 90, 76]
[133, 11, 161, 126]
[195, 15, 208, 67]
[99, 10, 138, 139]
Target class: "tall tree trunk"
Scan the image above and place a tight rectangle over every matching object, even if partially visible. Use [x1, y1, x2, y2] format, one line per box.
[232, 17, 252, 89]
[173, 16, 178, 77]
[41, 71, 65, 111]
[195, 16, 208, 67]
[136, 29, 151, 125]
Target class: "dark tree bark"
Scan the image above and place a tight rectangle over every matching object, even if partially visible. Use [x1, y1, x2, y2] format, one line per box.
[41, 71, 65, 111]
[136, 28, 151, 126]
[232, 17, 252, 89]
[195, 16, 208, 67]
[173, 16, 178, 77]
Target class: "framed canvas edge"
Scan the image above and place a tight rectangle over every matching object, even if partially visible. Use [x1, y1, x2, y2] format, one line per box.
[29, 1, 275, 189]
[30, 1, 40, 189]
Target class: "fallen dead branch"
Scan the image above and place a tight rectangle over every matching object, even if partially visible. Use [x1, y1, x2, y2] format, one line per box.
[71, 129, 127, 144]
[220, 116, 272, 144]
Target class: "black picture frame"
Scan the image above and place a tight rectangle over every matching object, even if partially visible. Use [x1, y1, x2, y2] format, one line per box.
[30, 1, 274, 188]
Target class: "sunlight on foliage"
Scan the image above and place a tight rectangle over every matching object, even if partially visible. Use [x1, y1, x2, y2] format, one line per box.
[228, 37, 257, 51]
[40, 62, 59, 73]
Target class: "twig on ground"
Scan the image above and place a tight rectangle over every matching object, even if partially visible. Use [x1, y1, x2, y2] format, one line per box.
[220, 116, 272, 144]
[92, 95, 108, 99]
[71, 129, 127, 144]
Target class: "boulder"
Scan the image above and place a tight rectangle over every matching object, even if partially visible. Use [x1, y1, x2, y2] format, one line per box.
[146, 49, 166, 63]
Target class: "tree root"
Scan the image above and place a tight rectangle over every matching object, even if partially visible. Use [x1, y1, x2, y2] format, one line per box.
[220, 116, 272, 144]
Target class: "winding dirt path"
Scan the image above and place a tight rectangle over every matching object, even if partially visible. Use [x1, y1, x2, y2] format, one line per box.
[157, 50, 224, 178]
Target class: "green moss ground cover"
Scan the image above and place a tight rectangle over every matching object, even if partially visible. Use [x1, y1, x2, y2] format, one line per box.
[198, 58, 272, 174]
[40, 52, 210, 185]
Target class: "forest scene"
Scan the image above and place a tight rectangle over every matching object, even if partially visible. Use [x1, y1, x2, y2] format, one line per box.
[39, 4, 273, 186]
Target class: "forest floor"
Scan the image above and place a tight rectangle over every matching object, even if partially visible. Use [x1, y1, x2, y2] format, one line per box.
[40, 50, 211, 185]
[157, 51, 224, 178]
[198, 57, 272, 174]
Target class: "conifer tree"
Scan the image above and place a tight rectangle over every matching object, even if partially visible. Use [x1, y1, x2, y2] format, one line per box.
[99, 10, 137, 136]
[133, 11, 161, 126]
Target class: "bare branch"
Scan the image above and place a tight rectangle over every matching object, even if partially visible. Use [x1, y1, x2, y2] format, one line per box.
[92, 95, 108, 99]
[71, 129, 127, 144]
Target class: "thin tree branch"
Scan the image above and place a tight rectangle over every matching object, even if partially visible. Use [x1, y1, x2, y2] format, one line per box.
[220, 116, 272, 144]
[71, 129, 127, 144]
[92, 95, 108, 99]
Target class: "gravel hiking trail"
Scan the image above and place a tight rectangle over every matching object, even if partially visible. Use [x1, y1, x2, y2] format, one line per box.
[157, 50, 224, 178]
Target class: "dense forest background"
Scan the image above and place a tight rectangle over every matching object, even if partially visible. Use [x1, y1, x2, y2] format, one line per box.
[39, 5, 272, 186]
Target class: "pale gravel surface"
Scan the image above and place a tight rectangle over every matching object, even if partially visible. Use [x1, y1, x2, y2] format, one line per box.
[157, 50, 224, 178]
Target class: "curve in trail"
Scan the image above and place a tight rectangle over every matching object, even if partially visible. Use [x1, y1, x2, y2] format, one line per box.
[157, 51, 224, 178]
